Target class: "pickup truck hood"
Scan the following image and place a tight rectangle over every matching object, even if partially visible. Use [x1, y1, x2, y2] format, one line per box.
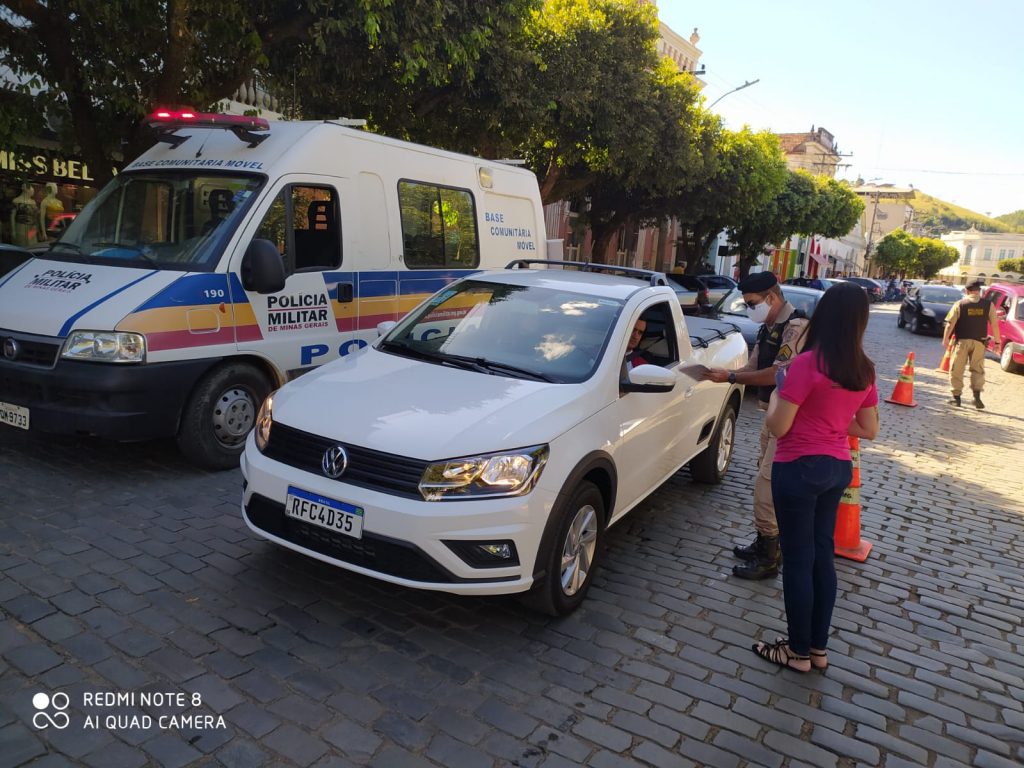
[273, 346, 597, 459]
[0, 258, 176, 336]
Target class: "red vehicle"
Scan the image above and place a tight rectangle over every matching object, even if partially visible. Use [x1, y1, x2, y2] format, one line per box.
[983, 282, 1024, 373]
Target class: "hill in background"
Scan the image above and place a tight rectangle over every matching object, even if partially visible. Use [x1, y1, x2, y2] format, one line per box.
[907, 192, 1023, 236]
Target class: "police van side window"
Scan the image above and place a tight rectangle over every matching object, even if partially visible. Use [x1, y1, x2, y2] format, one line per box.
[254, 185, 341, 276]
[398, 181, 480, 269]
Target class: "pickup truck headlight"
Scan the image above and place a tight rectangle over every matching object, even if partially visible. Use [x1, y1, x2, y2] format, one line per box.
[921, 308, 935, 318]
[419, 445, 548, 501]
[254, 393, 274, 452]
[62, 331, 145, 363]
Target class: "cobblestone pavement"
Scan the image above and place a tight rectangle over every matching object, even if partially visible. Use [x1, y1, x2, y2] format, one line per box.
[1, 303, 1022, 768]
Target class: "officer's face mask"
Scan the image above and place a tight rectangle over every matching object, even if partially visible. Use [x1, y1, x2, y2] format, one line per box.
[965, 291, 981, 302]
[747, 295, 772, 324]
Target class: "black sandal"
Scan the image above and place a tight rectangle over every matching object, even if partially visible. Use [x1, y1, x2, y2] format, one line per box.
[752, 639, 810, 672]
[810, 650, 828, 670]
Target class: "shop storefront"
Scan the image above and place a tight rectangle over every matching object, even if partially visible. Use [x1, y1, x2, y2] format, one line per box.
[1, 143, 116, 247]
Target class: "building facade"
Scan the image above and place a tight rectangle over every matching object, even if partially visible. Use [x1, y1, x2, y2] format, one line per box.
[939, 227, 1024, 285]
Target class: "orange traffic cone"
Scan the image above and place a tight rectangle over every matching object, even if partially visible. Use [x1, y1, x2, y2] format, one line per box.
[884, 351, 918, 407]
[835, 436, 872, 561]
[938, 337, 954, 372]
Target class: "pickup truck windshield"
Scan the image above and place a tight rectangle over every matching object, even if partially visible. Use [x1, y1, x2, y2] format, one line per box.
[52, 172, 263, 270]
[382, 279, 624, 383]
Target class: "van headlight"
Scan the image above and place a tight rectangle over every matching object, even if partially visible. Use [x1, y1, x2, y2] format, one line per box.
[419, 445, 548, 501]
[254, 393, 275, 452]
[62, 331, 145, 363]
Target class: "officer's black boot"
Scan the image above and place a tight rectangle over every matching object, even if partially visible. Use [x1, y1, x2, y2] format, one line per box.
[973, 391, 985, 409]
[947, 394, 961, 407]
[733, 533, 765, 561]
[732, 536, 779, 580]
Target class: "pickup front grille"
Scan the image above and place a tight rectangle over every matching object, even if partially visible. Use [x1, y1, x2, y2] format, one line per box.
[263, 422, 429, 498]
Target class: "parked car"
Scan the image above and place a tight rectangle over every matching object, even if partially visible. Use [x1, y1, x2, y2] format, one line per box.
[839, 276, 884, 302]
[897, 284, 963, 335]
[665, 272, 710, 315]
[983, 282, 1024, 373]
[716, 284, 824, 347]
[784, 276, 840, 291]
[241, 263, 748, 615]
[696, 274, 738, 304]
[0, 243, 33, 278]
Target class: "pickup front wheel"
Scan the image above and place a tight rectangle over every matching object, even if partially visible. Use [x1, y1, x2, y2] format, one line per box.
[526, 481, 604, 616]
[177, 363, 271, 470]
[1001, 343, 1021, 373]
[690, 405, 737, 484]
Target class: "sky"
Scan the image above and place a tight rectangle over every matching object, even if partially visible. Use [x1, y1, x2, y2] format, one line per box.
[658, 0, 1024, 218]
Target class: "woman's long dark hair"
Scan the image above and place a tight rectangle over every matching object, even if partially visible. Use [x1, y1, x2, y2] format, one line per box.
[801, 281, 875, 391]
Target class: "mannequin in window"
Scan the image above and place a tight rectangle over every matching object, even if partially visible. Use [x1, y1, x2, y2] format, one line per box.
[10, 182, 38, 247]
[202, 189, 235, 235]
[38, 182, 64, 240]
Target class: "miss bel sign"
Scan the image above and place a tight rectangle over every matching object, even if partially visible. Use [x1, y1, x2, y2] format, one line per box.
[0, 148, 97, 182]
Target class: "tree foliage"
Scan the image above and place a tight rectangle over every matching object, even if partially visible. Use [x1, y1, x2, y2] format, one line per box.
[872, 229, 958, 278]
[997, 257, 1024, 273]
[0, 0, 530, 184]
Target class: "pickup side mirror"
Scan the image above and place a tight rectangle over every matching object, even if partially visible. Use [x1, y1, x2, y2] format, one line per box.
[241, 239, 286, 294]
[621, 363, 675, 393]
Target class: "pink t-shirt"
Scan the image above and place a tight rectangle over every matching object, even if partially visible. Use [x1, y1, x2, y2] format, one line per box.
[774, 351, 878, 463]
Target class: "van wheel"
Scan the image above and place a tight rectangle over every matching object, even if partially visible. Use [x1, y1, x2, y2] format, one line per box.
[524, 481, 604, 616]
[1000, 343, 1021, 373]
[690, 405, 737, 484]
[177, 363, 271, 470]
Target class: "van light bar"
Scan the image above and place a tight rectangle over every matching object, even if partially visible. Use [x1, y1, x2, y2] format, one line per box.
[143, 108, 271, 148]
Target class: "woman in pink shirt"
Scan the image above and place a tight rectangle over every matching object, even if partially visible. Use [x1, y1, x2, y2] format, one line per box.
[755, 282, 880, 673]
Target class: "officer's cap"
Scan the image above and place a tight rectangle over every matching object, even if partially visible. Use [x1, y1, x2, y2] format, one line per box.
[966, 279, 985, 291]
[738, 272, 778, 293]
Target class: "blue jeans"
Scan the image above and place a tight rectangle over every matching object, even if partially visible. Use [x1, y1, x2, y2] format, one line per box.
[771, 456, 853, 656]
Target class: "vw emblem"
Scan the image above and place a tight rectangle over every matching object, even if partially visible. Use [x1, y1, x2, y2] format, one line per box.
[322, 445, 348, 478]
[2, 337, 18, 361]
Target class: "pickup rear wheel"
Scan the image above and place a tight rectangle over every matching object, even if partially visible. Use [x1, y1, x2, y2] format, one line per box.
[525, 481, 604, 616]
[690, 405, 737, 485]
[177, 363, 271, 470]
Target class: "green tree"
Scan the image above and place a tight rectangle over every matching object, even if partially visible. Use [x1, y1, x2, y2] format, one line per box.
[670, 127, 787, 274]
[873, 229, 918, 275]
[809, 177, 864, 239]
[726, 170, 818, 277]
[997, 257, 1024, 273]
[0, 0, 530, 185]
[912, 237, 958, 278]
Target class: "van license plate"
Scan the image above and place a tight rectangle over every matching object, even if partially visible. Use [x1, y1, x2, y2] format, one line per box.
[285, 486, 364, 539]
[0, 401, 29, 430]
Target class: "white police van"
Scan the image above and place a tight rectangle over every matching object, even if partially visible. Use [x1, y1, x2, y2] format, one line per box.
[0, 110, 547, 468]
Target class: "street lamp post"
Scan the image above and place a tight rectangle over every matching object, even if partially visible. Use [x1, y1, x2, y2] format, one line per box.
[707, 79, 760, 110]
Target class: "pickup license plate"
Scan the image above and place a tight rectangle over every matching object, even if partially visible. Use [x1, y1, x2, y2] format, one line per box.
[285, 486, 364, 539]
[0, 401, 29, 431]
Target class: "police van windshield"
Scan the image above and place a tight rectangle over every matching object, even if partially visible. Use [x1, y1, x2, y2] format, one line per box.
[52, 172, 263, 270]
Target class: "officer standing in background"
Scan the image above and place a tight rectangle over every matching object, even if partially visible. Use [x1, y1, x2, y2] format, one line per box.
[700, 272, 808, 579]
[943, 280, 1001, 409]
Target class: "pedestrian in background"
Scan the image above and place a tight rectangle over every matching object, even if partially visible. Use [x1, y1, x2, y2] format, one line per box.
[943, 280, 1001, 409]
[753, 282, 879, 672]
[700, 272, 808, 579]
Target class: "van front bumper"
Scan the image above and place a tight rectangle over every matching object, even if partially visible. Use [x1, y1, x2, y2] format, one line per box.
[0, 357, 219, 440]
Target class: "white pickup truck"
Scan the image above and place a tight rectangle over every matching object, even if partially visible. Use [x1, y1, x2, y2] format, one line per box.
[240, 262, 748, 614]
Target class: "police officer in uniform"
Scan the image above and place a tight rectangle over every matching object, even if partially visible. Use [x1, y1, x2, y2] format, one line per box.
[943, 280, 1000, 409]
[701, 272, 809, 579]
